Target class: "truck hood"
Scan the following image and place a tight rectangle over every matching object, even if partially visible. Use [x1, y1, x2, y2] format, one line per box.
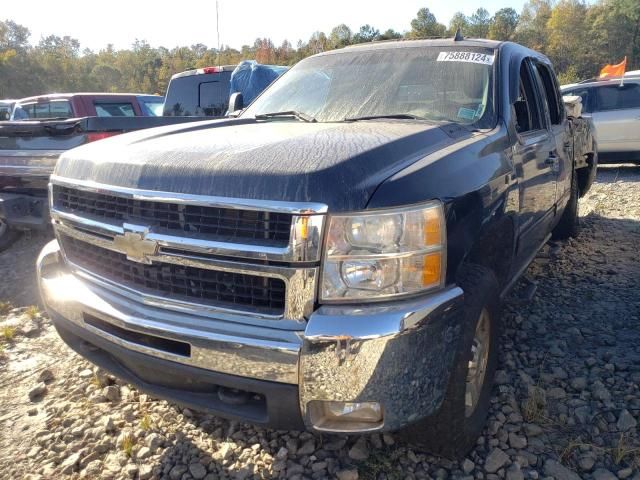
[56, 119, 462, 211]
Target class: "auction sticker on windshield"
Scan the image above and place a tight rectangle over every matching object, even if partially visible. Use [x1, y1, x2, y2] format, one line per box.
[437, 52, 495, 65]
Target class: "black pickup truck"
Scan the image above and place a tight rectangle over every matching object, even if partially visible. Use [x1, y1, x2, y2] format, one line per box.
[38, 38, 596, 458]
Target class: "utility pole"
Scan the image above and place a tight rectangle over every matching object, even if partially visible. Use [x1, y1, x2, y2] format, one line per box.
[216, 0, 221, 67]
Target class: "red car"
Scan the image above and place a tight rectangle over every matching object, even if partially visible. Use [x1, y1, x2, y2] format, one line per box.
[10, 93, 163, 120]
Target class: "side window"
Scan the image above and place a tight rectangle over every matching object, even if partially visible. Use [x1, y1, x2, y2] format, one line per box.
[29, 101, 73, 119]
[564, 88, 592, 113]
[95, 103, 136, 117]
[11, 103, 36, 120]
[595, 84, 640, 111]
[534, 63, 563, 124]
[514, 60, 543, 134]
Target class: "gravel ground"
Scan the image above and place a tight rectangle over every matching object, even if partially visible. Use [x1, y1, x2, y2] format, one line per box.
[0, 165, 639, 480]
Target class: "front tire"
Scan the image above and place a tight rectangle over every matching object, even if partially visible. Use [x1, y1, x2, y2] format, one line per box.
[402, 264, 501, 459]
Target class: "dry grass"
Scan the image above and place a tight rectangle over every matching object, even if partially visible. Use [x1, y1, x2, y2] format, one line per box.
[121, 433, 136, 457]
[0, 301, 11, 315]
[523, 385, 547, 423]
[1, 325, 17, 342]
[90, 373, 107, 389]
[25, 305, 39, 319]
[612, 433, 640, 466]
[140, 412, 153, 431]
[557, 432, 640, 468]
[559, 439, 583, 464]
[359, 448, 403, 480]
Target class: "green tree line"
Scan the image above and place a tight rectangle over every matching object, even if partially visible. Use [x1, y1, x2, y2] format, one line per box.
[1, 0, 639, 99]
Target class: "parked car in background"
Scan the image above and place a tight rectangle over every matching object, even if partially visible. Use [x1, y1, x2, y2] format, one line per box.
[562, 73, 640, 163]
[11, 93, 163, 120]
[0, 100, 16, 121]
[38, 38, 596, 458]
[163, 63, 287, 117]
[0, 63, 289, 248]
[163, 65, 237, 116]
[137, 94, 164, 116]
[0, 115, 208, 250]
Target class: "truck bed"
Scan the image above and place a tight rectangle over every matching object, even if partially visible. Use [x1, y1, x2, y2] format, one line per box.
[0, 115, 210, 231]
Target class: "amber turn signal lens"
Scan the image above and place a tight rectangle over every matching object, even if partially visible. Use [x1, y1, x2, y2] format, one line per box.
[422, 252, 442, 286]
[424, 208, 442, 246]
[299, 216, 309, 240]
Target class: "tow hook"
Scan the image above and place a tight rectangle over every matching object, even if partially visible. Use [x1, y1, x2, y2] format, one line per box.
[218, 387, 250, 406]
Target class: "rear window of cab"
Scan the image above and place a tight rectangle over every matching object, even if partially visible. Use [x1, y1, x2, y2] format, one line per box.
[13, 100, 73, 120]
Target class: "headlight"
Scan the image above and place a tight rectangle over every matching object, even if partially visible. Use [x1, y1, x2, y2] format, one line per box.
[320, 201, 446, 302]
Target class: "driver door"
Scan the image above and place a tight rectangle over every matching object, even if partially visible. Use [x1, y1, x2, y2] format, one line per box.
[512, 59, 558, 263]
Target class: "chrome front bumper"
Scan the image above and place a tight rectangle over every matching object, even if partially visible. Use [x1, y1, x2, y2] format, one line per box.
[39, 239, 465, 432]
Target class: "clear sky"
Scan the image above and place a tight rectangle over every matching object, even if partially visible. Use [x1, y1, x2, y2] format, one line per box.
[3, 0, 529, 51]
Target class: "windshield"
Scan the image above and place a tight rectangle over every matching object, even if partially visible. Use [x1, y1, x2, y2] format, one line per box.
[243, 46, 496, 128]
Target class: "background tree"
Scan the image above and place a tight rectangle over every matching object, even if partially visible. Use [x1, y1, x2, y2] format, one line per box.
[448, 12, 469, 36]
[352, 25, 380, 43]
[546, 0, 590, 77]
[408, 8, 446, 38]
[467, 8, 492, 38]
[379, 29, 402, 40]
[254, 38, 276, 64]
[307, 31, 329, 54]
[588, 0, 640, 70]
[329, 24, 352, 49]
[1, 1, 639, 99]
[488, 8, 519, 40]
[514, 0, 553, 53]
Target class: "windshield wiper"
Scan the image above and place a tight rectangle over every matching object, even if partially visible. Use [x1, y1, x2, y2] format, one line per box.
[254, 110, 316, 123]
[343, 113, 428, 122]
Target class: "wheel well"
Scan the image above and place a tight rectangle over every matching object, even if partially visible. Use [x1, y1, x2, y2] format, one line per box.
[463, 216, 515, 289]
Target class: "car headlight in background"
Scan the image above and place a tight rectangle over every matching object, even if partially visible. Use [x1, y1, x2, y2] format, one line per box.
[320, 201, 446, 302]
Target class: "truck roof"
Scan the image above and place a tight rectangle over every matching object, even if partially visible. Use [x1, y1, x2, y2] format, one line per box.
[342, 38, 503, 51]
[15, 93, 156, 103]
[170, 65, 237, 80]
[319, 38, 547, 62]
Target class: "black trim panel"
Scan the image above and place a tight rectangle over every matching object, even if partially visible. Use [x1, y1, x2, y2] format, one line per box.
[51, 310, 305, 431]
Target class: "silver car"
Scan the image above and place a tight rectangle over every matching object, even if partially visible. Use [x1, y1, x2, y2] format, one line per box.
[562, 74, 640, 163]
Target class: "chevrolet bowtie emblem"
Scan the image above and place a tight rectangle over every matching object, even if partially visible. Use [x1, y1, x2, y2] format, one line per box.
[113, 230, 158, 264]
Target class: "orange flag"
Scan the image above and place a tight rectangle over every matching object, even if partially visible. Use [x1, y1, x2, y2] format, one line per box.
[599, 57, 627, 78]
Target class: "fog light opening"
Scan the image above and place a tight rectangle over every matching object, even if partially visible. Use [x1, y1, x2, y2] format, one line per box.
[308, 401, 384, 432]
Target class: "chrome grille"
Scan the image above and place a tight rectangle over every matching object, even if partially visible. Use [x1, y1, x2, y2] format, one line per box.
[50, 177, 326, 321]
[60, 234, 286, 315]
[52, 185, 292, 245]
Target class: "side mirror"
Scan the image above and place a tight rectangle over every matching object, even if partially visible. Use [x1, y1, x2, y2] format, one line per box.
[228, 92, 244, 115]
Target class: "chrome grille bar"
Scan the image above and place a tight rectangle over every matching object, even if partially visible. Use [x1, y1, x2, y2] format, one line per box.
[49, 177, 326, 323]
[50, 175, 328, 214]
